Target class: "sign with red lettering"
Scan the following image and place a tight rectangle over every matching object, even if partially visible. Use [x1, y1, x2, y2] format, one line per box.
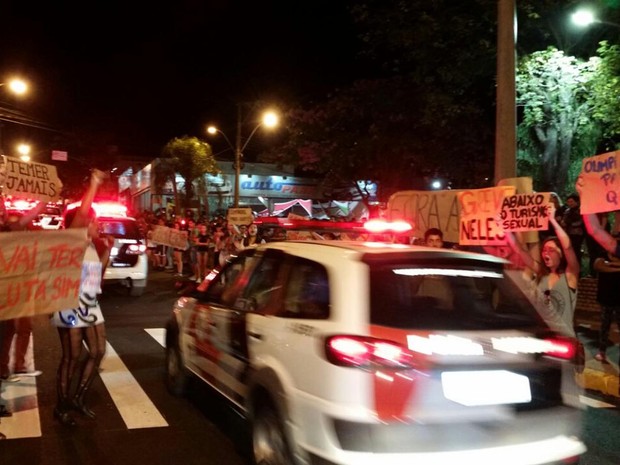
[0, 228, 88, 321]
[0, 156, 63, 202]
[458, 186, 516, 245]
[579, 150, 620, 214]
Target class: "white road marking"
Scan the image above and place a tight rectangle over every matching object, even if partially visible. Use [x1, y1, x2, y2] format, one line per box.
[0, 335, 41, 439]
[145, 328, 166, 348]
[99, 341, 168, 429]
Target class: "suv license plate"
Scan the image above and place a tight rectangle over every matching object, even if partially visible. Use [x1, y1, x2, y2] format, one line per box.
[441, 370, 531, 406]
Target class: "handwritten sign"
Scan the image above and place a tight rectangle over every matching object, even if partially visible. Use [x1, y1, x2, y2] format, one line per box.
[499, 193, 550, 232]
[0, 229, 88, 321]
[580, 151, 620, 214]
[227, 207, 253, 226]
[150, 225, 189, 250]
[386, 190, 463, 243]
[0, 156, 63, 202]
[458, 186, 515, 245]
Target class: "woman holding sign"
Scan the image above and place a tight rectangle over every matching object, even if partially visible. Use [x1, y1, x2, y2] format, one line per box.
[504, 204, 580, 337]
[50, 169, 110, 426]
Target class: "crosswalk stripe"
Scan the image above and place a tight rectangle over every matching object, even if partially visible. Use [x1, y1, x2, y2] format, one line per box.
[145, 328, 166, 348]
[99, 341, 168, 429]
[0, 335, 42, 439]
[579, 395, 616, 409]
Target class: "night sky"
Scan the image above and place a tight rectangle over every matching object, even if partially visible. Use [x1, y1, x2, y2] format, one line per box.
[0, 1, 364, 159]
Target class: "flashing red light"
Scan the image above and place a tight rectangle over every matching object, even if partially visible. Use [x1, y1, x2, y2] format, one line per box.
[66, 201, 128, 217]
[363, 219, 412, 234]
[180, 219, 186, 225]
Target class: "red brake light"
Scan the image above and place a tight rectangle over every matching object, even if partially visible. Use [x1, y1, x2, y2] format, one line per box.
[543, 337, 577, 360]
[325, 335, 416, 370]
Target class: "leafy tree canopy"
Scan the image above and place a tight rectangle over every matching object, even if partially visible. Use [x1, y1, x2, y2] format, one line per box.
[159, 135, 219, 209]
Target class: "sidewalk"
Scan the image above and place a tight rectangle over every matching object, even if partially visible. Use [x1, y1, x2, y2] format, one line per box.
[575, 321, 620, 402]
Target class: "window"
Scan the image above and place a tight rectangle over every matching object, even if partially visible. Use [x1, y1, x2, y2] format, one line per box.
[281, 258, 330, 319]
[239, 252, 284, 313]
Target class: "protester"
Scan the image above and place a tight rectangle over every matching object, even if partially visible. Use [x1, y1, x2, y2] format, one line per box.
[243, 223, 265, 247]
[504, 204, 580, 336]
[575, 176, 620, 258]
[560, 193, 585, 265]
[0, 200, 46, 422]
[50, 169, 110, 426]
[423, 227, 444, 248]
[591, 244, 620, 363]
[194, 222, 211, 282]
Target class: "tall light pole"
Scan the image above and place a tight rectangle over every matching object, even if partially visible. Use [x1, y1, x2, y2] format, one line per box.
[0, 77, 29, 155]
[207, 107, 279, 207]
[494, 0, 517, 185]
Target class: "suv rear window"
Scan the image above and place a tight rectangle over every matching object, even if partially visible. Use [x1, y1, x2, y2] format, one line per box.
[99, 218, 141, 238]
[369, 261, 545, 331]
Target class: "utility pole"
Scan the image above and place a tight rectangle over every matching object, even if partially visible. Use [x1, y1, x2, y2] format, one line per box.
[234, 104, 242, 208]
[495, 0, 517, 185]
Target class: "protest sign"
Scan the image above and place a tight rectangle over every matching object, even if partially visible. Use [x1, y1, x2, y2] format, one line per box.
[579, 151, 620, 214]
[0, 228, 88, 321]
[499, 192, 550, 232]
[386, 189, 463, 243]
[458, 186, 515, 245]
[150, 225, 189, 250]
[0, 156, 63, 202]
[227, 207, 253, 226]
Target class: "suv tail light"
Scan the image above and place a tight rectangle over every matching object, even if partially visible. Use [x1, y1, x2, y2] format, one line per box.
[325, 335, 416, 370]
[543, 336, 577, 361]
[126, 244, 147, 255]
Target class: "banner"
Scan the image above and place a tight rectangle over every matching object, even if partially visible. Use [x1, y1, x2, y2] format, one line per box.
[458, 186, 516, 245]
[0, 156, 63, 202]
[0, 228, 88, 321]
[499, 192, 550, 232]
[150, 225, 189, 250]
[579, 151, 620, 214]
[386, 189, 464, 243]
[227, 207, 254, 226]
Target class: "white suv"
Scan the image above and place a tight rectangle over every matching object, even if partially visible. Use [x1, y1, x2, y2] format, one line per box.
[98, 215, 148, 296]
[165, 240, 585, 465]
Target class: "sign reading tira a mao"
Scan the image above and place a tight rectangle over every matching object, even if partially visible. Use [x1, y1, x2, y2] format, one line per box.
[458, 186, 516, 245]
[0, 156, 63, 202]
[0, 228, 88, 321]
[579, 151, 620, 214]
[499, 192, 550, 232]
[150, 225, 189, 250]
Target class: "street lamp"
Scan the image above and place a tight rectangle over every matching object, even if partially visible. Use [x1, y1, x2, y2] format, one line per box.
[572, 8, 620, 29]
[0, 77, 29, 155]
[207, 107, 279, 207]
[17, 143, 31, 162]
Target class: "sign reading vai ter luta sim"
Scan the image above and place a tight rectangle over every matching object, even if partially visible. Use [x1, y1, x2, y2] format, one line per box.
[0, 229, 88, 321]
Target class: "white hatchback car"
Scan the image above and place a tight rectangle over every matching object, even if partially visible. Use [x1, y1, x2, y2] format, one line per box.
[165, 240, 585, 465]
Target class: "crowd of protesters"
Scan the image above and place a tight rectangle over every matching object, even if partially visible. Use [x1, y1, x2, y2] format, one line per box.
[136, 209, 266, 283]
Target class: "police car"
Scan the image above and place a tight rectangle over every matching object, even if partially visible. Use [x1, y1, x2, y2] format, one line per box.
[66, 201, 148, 296]
[165, 238, 585, 465]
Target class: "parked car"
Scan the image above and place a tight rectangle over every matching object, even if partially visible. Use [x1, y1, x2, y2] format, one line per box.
[165, 240, 585, 465]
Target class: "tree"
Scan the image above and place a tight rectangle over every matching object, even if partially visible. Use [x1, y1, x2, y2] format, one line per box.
[159, 136, 219, 214]
[516, 44, 620, 196]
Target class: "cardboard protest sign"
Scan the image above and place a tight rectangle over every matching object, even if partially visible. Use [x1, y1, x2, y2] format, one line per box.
[497, 177, 539, 243]
[386, 189, 464, 243]
[150, 225, 189, 250]
[0, 228, 88, 321]
[579, 151, 620, 214]
[227, 208, 253, 226]
[0, 156, 63, 202]
[458, 186, 516, 245]
[499, 192, 550, 232]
